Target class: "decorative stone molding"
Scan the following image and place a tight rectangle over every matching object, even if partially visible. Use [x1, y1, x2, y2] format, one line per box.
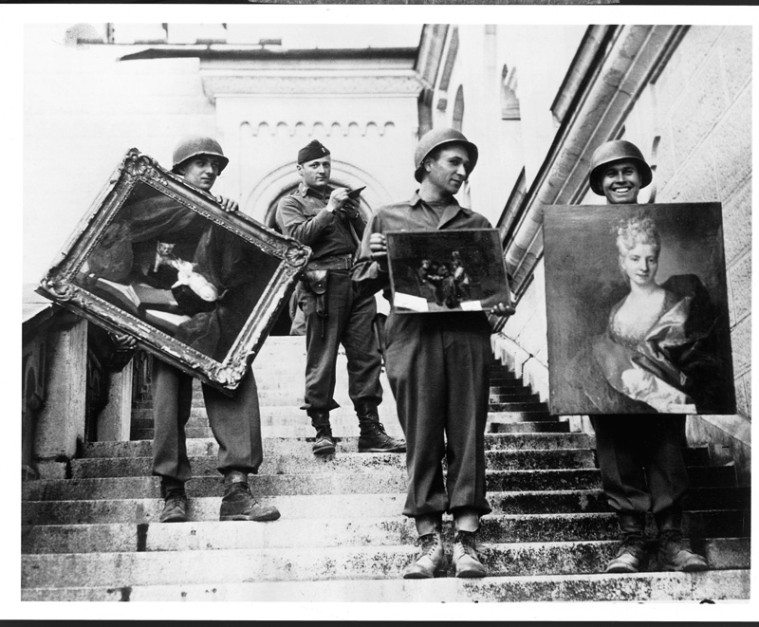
[244, 120, 396, 139]
[201, 74, 421, 101]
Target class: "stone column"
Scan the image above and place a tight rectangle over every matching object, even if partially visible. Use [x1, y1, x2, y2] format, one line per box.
[96, 360, 134, 441]
[33, 317, 88, 479]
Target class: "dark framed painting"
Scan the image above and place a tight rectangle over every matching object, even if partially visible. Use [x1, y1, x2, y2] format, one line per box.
[386, 228, 510, 316]
[544, 202, 736, 415]
[37, 148, 311, 392]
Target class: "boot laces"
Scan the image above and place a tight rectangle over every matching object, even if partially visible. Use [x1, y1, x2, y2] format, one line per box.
[618, 532, 645, 558]
[164, 486, 187, 503]
[455, 531, 478, 557]
[419, 533, 440, 556]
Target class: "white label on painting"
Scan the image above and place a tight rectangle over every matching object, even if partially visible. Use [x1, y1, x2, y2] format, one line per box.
[460, 300, 482, 311]
[668, 404, 697, 414]
[394, 292, 429, 312]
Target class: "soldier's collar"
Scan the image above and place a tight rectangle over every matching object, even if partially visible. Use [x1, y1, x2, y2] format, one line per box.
[409, 190, 472, 215]
[297, 181, 333, 200]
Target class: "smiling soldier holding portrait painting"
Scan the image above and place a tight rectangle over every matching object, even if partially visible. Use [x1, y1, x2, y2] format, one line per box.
[583, 140, 709, 574]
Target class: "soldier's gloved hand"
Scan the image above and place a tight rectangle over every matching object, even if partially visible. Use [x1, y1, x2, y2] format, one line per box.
[326, 188, 350, 214]
[489, 302, 516, 317]
[216, 195, 239, 213]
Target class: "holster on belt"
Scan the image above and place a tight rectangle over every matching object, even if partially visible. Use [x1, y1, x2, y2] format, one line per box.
[302, 269, 329, 318]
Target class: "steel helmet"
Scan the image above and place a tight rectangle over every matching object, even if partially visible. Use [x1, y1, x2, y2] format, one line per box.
[414, 127, 479, 182]
[171, 136, 229, 174]
[588, 140, 652, 195]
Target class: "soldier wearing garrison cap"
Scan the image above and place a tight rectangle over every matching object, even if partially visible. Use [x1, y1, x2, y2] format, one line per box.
[353, 127, 514, 580]
[276, 139, 405, 457]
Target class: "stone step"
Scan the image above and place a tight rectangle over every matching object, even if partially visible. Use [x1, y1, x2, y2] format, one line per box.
[24, 463, 736, 502]
[489, 392, 540, 403]
[24, 486, 749, 525]
[82, 432, 594, 458]
[489, 402, 550, 413]
[22, 510, 748, 554]
[69, 449, 597, 479]
[23, 468, 605, 501]
[20, 537, 749, 589]
[490, 421, 570, 433]
[20, 568, 751, 602]
[130, 412, 406, 436]
[488, 411, 556, 423]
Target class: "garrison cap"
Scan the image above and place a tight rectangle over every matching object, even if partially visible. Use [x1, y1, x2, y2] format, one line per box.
[298, 140, 331, 164]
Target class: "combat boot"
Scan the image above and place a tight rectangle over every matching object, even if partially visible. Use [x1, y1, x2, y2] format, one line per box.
[159, 479, 188, 523]
[219, 470, 281, 522]
[403, 531, 445, 579]
[655, 508, 707, 572]
[605, 512, 647, 573]
[308, 409, 336, 456]
[452, 530, 488, 578]
[657, 529, 708, 571]
[356, 404, 405, 453]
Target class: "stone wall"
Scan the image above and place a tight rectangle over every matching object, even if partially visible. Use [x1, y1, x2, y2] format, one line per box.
[653, 26, 752, 418]
[497, 25, 751, 478]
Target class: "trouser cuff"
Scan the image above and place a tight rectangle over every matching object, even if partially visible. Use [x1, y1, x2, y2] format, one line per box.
[453, 510, 480, 532]
[415, 514, 443, 536]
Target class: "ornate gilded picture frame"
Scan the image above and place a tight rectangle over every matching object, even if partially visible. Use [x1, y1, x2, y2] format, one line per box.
[544, 202, 736, 415]
[37, 148, 311, 392]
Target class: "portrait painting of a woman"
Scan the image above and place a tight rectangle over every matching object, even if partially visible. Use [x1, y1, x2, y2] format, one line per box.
[578, 212, 731, 416]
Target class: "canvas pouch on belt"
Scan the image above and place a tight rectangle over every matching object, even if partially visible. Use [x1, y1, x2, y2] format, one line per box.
[301, 269, 329, 318]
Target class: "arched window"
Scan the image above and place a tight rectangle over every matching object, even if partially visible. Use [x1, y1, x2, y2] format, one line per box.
[452, 85, 464, 131]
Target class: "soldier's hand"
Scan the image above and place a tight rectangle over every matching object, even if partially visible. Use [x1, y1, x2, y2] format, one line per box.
[217, 195, 239, 213]
[369, 233, 388, 260]
[108, 331, 137, 350]
[489, 302, 516, 317]
[326, 188, 350, 213]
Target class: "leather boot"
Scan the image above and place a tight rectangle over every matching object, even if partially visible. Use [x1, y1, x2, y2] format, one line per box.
[605, 512, 647, 574]
[655, 508, 708, 572]
[403, 531, 445, 579]
[452, 530, 488, 578]
[308, 409, 336, 456]
[219, 470, 281, 522]
[356, 404, 406, 453]
[159, 479, 188, 523]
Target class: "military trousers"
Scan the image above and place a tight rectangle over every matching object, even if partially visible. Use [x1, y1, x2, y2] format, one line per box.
[298, 270, 382, 412]
[152, 359, 263, 483]
[590, 414, 689, 516]
[384, 312, 492, 519]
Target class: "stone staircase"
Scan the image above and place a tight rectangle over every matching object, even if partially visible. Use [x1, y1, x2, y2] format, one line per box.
[21, 336, 750, 601]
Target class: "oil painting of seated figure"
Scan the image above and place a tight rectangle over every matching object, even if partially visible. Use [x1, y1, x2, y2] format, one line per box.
[76, 179, 280, 363]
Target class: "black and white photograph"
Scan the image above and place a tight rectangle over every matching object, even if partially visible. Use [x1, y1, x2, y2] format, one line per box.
[12, 9, 754, 622]
[387, 229, 510, 313]
[544, 203, 737, 416]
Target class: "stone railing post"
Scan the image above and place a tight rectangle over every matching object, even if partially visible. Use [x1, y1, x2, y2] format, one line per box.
[32, 316, 88, 479]
[96, 360, 134, 441]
